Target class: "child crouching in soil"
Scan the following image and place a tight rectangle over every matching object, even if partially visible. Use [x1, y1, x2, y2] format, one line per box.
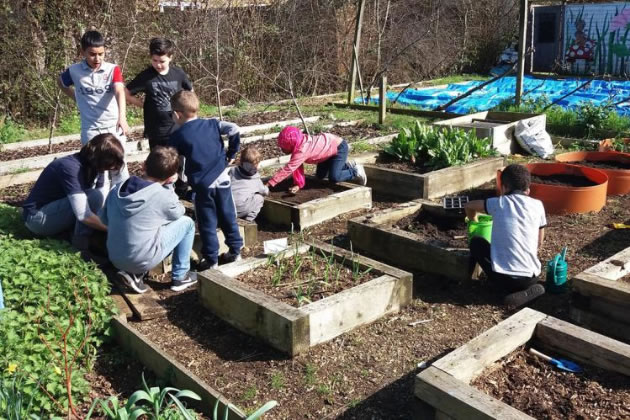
[266, 126, 367, 193]
[100, 146, 196, 293]
[465, 164, 546, 308]
[229, 146, 269, 221]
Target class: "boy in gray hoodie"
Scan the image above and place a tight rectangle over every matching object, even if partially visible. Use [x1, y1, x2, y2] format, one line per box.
[229, 146, 269, 221]
[100, 146, 196, 293]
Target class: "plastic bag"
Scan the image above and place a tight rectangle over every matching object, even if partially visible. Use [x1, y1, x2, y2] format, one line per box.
[514, 118, 554, 159]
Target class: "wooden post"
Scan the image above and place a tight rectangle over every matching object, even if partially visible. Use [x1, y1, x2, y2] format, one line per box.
[347, 0, 366, 104]
[379, 75, 387, 124]
[515, 0, 528, 105]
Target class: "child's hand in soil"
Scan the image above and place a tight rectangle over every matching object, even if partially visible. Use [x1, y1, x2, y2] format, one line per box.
[289, 185, 300, 194]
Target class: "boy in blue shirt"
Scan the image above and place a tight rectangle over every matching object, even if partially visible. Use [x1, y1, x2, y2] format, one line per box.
[100, 146, 196, 293]
[465, 164, 546, 308]
[169, 91, 243, 270]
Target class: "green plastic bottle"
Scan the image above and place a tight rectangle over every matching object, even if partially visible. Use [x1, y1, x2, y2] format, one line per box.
[546, 247, 568, 293]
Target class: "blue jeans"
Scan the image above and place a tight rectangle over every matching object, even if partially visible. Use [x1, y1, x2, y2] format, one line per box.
[24, 188, 106, 239]
[157, 216, 195, 281]
[315, 140, 356, 182]
[193, 172, 243, 264]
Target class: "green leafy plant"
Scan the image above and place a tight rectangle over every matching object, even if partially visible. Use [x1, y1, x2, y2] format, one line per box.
[0, 204, 115, 417]
[213, 399, 277, 420]
[0, 117, 25, 145]
[0, 374, 38, 420]
[384, 122, 496, 169]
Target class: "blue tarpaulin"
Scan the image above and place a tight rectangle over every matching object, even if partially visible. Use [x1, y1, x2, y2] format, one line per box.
[363, 76, 630, 116]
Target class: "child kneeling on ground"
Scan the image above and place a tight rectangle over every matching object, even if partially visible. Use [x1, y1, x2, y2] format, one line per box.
[266, 126, 367, 194]
[464, 164, 546, 308]
[100, 146, 196, 293]
[229, 146, 269, 221]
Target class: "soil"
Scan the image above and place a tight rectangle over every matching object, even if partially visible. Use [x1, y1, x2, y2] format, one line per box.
[372, 154, 435, 174]
[236, 251, 378, 306]
[226, 110, 301, 126]
[267, 178, 348, 204]
[0, 182, 33, 207]
[531, 174, 598, 187]
[238, 138, 284, 162]
[0, 132, 144, 162]
[577, 159, 630, 170]
[472, 348, 630, 420]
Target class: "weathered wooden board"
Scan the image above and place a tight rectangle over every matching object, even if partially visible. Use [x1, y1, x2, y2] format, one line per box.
[260, 179, 372, 230]
[569, 307, 630, 344]
[415, 367, 534, 420]
[112, 316, 246, 419]
[583, 247, 630, 281]
[198, 241, 412, 355]
[109, 272, 167, 321]
[534, 316, 630, 377]
[364, 157, 505, 200]
[347, 200, 471, 281]
[433, 308, 546, 383]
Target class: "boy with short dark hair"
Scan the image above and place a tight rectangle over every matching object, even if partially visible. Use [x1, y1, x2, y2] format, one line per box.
[126, 37, 193, 149]
[229, 145, 269, 221]
[169, 90, 243, 270]
[465, 164, 546, 308]
[58, 30, 129, 145]
[100, 146, 197, 293]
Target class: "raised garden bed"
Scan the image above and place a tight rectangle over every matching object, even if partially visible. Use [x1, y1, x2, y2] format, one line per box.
[364, 156, 505, 200]
[556, 151, 630, 195]
[471, 348, 630, 419]
[260, 177, 372, 230]
[414, 308, 630, 419]
[571, 246, 630, 344]
[432, 111, 545, 155]
[197, 240, 412, 355]
[498, 162, 609, 215]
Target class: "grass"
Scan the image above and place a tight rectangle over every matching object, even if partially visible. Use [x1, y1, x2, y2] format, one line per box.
[420, 74, 487, 86]
[241, 385, 257, 402]
[304, 363, 317, 386]
[270, 371, 285, 390]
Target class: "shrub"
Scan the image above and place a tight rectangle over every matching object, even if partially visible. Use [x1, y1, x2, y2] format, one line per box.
[384, 122, 496, 169]
[0, 204, 116, 417]
[0, 117, 25, 145]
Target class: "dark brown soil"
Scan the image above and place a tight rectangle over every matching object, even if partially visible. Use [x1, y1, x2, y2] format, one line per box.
[328, 124, 394, 141]
[373, 154, 434, 174]
[226, 110, 301, 126]
[238, 139, 284, 162]
[577, 160, 630, 170]
[472, 348, 630, 420]
[531, 174, 598, 187]
[395, 209, 468, 248]
[236, 250, 377, 306]
[0, 132, 144, 162]
[0, 182, 33, 207]
[268, 178, 348, 204]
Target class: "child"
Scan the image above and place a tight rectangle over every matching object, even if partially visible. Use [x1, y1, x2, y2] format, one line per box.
[100, 146, 196, 293]
[464, 164, 546, 308]
[229, 146, 269, 221]
[126, 37, 193, 149]
[168, 90, 243, 270]
[58, 30, 129, 145]
[266, 126, 367, 193]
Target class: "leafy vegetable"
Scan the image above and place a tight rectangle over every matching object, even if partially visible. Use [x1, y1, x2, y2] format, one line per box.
[384, 122, 497, 169]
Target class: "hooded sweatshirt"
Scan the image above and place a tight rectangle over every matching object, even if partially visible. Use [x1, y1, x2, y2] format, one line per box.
[100, 176, 185, 273]
[229, 163, 269, 217]
[268, 128, 342, 188]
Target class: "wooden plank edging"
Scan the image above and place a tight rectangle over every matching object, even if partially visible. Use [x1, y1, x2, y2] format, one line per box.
[112, 316, 247, 419]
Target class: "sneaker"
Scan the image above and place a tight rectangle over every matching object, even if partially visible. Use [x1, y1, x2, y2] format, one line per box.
[348, 160, 367, 186]
[117, 270, 149, 294]
[504, 284, 545, 308]
[219, 251, 242, 265]
[171, 272, 198, 292]
[196, 256, 218, 271]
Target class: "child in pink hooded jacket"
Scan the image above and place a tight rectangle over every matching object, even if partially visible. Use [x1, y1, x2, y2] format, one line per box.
[266, 126, 367, 193]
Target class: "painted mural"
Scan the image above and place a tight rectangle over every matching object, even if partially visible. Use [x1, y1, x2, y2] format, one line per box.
[564, 3, 630, 75]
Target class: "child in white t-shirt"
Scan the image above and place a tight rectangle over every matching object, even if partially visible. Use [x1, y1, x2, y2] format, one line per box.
[465, 164, 546, 308]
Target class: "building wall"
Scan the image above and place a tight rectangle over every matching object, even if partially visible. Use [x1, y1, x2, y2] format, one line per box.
[563, 2, 630, 75]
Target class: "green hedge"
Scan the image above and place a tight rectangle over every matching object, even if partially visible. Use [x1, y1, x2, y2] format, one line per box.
[0, 204, 116, 416]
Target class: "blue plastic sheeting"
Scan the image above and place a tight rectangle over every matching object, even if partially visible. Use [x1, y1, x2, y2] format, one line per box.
[362, 75, 630, 115]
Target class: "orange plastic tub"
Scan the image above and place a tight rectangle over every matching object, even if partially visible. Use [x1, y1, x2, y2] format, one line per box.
[497, 163, 608, 214]
[555, 151, 630, 195]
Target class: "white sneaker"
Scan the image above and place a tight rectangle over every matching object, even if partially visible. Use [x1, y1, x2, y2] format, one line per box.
[117, 270, 149, 294]
[354, 163, 367, 186]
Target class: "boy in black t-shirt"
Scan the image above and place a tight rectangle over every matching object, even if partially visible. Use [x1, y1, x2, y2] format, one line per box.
[126, 38, 193, 149]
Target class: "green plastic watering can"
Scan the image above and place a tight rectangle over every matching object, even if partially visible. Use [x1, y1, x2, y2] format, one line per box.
[546, 247, 568, 294]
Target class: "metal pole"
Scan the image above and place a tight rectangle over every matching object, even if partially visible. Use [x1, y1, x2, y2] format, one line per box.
[379, 75, 387, 124]
[347, 0, 366, 104]
[516, 0, 529, 105]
